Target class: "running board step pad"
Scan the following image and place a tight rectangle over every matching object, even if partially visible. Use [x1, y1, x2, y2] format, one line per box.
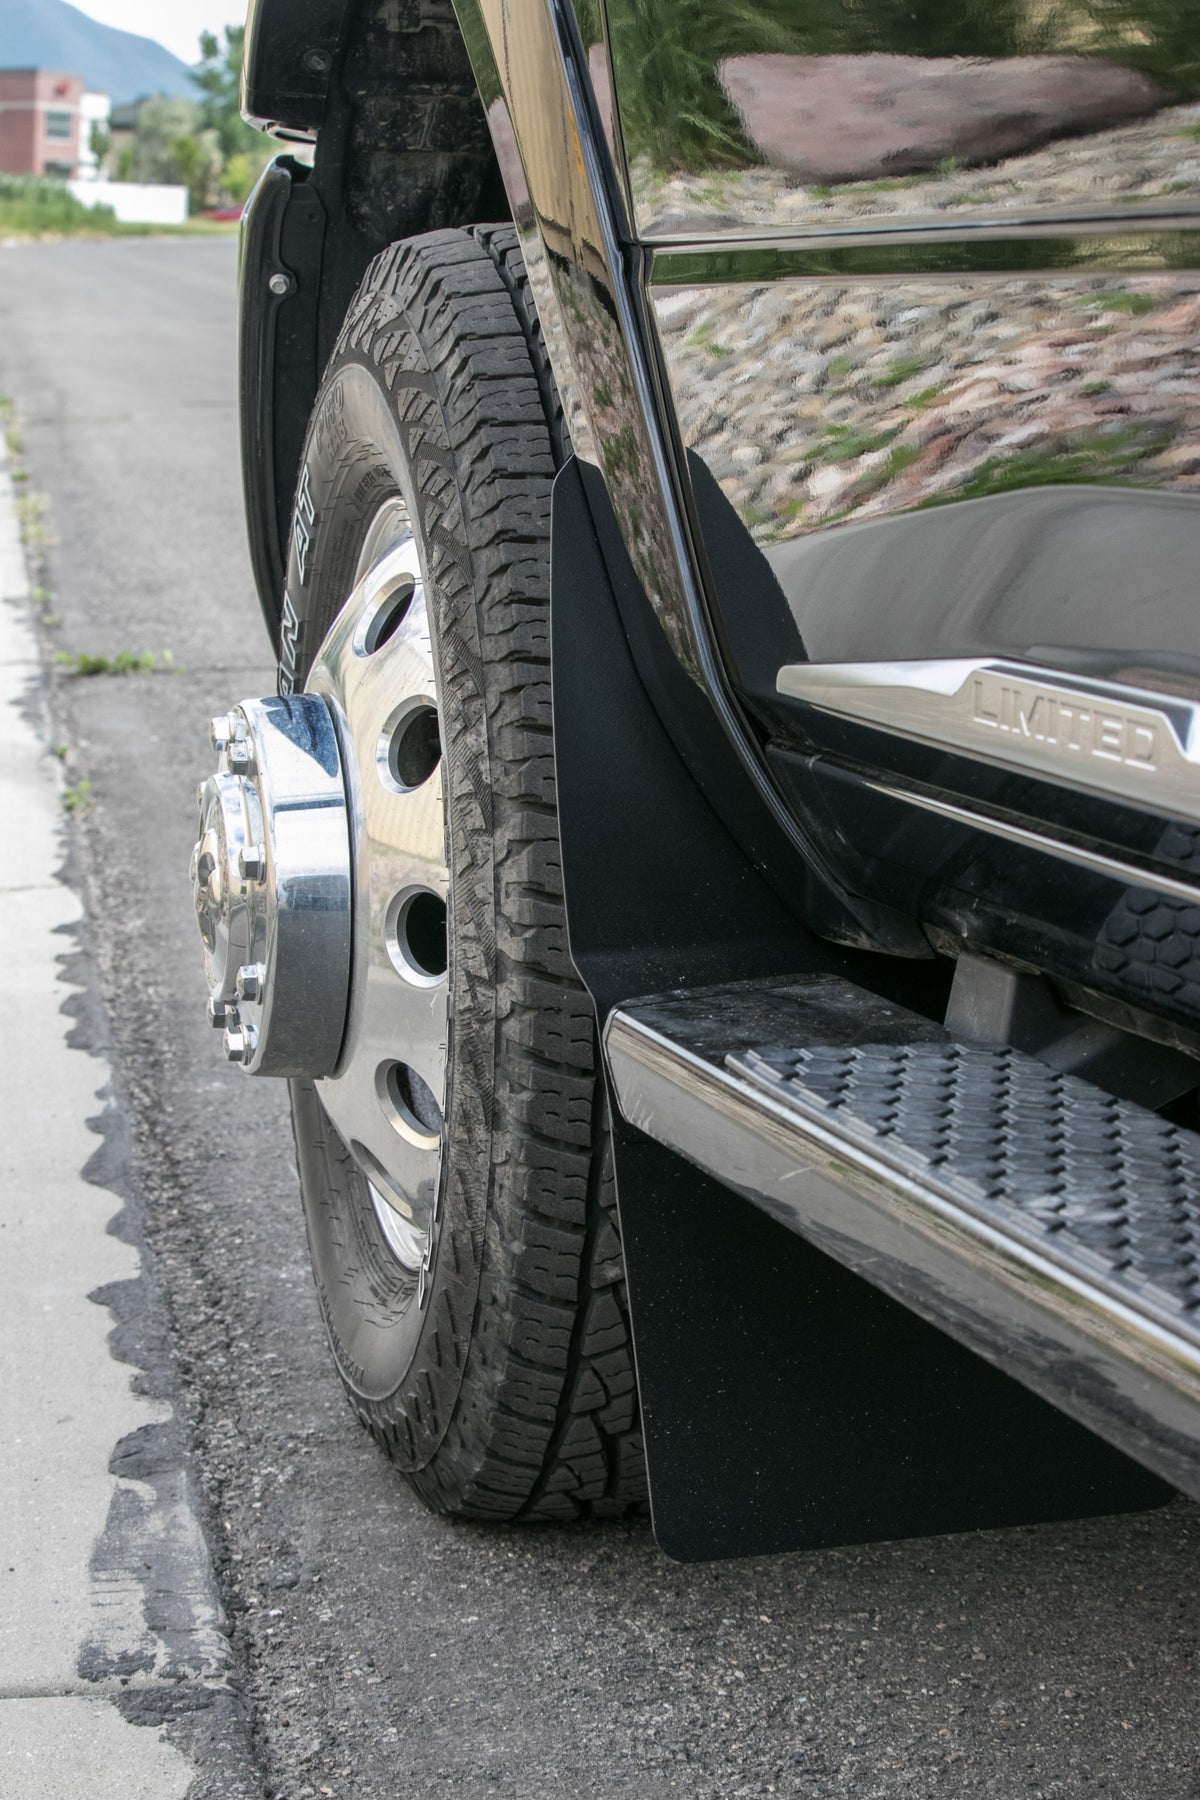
[605, 979, 1200, 1504]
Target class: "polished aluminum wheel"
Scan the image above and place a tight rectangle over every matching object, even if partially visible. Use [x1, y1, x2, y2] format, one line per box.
[190, 499, 447, 1280]
[308, 501, 448, 1284]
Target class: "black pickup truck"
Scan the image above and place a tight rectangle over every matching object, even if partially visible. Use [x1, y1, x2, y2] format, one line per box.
[190, 0, 1200, 1560]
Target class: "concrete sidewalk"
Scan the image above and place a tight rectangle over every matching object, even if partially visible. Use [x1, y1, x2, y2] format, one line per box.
[0, 454, 241, 1795]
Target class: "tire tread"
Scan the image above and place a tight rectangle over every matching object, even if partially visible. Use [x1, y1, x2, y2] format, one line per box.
[295, 226, 644, 1521]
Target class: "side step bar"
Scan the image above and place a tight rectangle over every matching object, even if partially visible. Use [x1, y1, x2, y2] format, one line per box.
[605, 978, 1200, 1504]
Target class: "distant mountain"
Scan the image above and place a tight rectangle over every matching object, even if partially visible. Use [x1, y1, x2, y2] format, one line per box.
[0, 0, 195, 103]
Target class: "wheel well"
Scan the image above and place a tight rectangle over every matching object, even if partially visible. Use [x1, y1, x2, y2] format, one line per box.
[240, 1, 511, 640]
[307, 1, 509, 365]
[320, 4, 506, 239]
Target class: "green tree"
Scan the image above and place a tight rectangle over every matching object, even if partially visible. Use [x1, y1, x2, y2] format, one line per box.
[170, 130, 222, 212]
[88, 120, 111, 173]
[221, 152, 260, 206]
[192, 26, 266, 162]
[129, 96, 202, 182]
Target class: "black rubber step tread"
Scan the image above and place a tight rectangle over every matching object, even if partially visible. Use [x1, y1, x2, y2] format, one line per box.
[734, 1041, 1200, 1332]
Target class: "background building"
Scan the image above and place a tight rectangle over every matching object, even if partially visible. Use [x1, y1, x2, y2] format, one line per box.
[0, 68, 85, 177]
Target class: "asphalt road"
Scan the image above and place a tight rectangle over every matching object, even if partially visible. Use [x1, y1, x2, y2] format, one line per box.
[1, 237, 1198, 1800]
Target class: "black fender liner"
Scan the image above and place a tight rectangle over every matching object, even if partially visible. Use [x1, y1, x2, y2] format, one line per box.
[242, 0, 350, 138]
[237, 2, 507, 643]
[239, 157, 327, 639]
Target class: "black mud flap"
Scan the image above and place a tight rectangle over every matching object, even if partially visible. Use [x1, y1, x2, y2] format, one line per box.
[549, 456, 1170, 1562]
[238, 156, 326, 645]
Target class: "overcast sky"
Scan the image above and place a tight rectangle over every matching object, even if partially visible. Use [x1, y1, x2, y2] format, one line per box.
[71, 1, 248, 65]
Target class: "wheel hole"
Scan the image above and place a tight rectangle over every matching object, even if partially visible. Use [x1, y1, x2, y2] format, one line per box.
[379, 701, 441, 793]
[351, 1139, 415, 1216]
[386, 887, 448, 983]
[401, 890, 447, 979]
[363, 576, 417, 654]
[350, 1140, 430, 1271]
[383, 1062, 444, 1139]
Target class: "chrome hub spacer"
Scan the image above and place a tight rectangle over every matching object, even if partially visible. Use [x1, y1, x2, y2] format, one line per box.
[191, 694, 352, 1076]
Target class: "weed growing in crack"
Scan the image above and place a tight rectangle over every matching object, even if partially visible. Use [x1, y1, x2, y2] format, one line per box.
[54, 647, 177, 677]
[62, 778, 93, 815]
[17, 490, 51, 550]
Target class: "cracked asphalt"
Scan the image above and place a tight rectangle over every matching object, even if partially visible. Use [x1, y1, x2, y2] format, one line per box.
[0, 236, 1197, 1799]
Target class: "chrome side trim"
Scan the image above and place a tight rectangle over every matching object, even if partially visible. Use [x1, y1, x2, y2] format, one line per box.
[863, 778, 1200, 907]
[605, 1000, 1200, 1503]
[647, 223, 1200, 281]
[780, 657, 1200, 825]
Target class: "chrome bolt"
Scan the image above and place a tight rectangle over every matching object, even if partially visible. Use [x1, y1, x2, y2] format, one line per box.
[189, 841, 200, 883]
[302, 47, 332, 73]
[209, 713, 244, 752]
[207, 996, 234, 1028]
[226, 740, 255, 776]
[223, 1021, 257, 1065]
[268, 271, 294, 298]
[238, 843, 266, 882]
[235, 962, 265, 1003]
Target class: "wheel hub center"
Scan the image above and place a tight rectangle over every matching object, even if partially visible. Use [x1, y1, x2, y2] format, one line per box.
[189, 695, 353, 1075]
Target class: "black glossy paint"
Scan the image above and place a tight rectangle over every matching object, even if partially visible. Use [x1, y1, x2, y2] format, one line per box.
[242, 0, 349, 137]
[762, 485, 1200, 670]
[552, 455, 1172, 1560]
[238, 157, 327, 642]
[603, 0, 1200, 235]
[685, 446, 1200, 1034]
[772, 749, 1200, 1050]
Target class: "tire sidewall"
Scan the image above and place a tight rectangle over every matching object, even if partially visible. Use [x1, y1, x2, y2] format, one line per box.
[283, 337, 498, 1467]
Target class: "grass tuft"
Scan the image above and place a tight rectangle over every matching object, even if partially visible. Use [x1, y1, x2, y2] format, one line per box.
[1087, 290, 1157, 316]
[53, 647, 176, 677]
[62, 778, 93, 815]
[874, 356, 928, 389]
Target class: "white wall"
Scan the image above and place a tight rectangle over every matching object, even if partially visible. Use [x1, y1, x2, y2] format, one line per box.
[75, 91, 112, 179]
[68, 179, 188, 225]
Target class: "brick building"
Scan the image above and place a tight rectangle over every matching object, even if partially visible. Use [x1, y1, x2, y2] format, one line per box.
[0, 69, 85, 177]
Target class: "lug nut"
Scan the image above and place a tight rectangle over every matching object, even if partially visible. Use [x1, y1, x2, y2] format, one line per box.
[223, 1021, 257, 1065]
[238, 843, 266, 882]
[189, 841, 200, 883]
[207, 996, 234, 1028]
[236, 962, 265, 1003]
[209, 712, 247, 753]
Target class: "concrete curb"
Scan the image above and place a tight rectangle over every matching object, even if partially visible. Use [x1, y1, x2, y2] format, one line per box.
[0, 453, 252, 1797]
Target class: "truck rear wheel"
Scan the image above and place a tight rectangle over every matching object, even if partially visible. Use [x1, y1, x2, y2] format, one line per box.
[283, 228, 646, 1520]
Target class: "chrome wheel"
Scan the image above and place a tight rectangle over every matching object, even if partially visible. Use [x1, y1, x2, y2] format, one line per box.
[191, 227, 646, 1517]
[190, 497, 447, 1283]
[308, 499, 448, 1285]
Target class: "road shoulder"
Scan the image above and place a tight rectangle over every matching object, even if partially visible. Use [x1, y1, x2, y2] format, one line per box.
[0, 449, 259, 1797]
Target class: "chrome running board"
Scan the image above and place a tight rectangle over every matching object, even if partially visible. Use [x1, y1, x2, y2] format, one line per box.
[605, 978, 1200, 1503]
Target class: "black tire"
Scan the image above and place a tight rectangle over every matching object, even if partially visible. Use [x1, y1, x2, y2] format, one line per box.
[283, 227, 647, 1521]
